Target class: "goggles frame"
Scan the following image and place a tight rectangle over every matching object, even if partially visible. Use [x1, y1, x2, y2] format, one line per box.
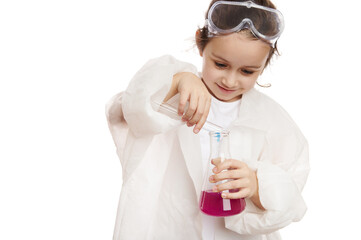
[205, 0, 285, 47]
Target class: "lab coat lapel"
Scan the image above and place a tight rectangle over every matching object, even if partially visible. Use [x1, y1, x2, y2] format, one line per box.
[177, 125, 203, 199]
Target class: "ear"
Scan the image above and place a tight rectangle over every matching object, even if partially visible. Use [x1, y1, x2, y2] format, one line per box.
[195, 30, 203, 57]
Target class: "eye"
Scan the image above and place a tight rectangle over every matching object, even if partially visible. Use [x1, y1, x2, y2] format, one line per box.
[241, 69, 254, 75]
[215, 62, 227, 68]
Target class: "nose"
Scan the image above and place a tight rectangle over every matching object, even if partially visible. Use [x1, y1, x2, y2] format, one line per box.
[221, 71, 239, 89]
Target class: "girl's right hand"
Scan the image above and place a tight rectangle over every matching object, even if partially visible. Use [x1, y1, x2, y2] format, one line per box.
[163, 72, 211, 134]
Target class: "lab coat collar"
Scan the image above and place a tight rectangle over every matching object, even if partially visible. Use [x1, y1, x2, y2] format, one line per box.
[232, 88, 270, 132]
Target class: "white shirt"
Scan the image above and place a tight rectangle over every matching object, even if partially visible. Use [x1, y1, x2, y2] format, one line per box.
[199, 96, 242, 240]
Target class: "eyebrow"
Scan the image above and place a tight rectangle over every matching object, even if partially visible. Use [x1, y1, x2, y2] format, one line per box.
[211, 53, 229, 63]
[211, 53, 262, 69]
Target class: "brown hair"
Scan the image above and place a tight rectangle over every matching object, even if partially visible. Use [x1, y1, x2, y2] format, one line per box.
[196, 0, 280, 69]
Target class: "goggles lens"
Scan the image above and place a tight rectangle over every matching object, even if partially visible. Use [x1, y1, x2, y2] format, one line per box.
[207, 1, 284, 44]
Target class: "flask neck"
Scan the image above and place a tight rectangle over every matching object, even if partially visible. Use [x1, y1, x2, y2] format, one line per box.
[209, 131, 230, 159]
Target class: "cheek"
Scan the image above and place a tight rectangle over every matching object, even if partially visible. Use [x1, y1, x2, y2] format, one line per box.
[234, 75, 257, 91]
[202, 64, 218, 84]
[203, 70, 222, 90]
[242, 76, 258, 89]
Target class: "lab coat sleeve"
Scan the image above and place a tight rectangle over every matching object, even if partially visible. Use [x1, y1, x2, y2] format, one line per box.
[121, 55, 199, 137]
[105, 92, 129, 166]
[225, 127, 310, 235]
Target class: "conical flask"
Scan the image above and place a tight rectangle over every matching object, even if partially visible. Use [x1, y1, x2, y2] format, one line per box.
[199, 131, 246, 217]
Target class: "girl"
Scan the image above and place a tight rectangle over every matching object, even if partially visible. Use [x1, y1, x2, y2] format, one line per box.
[106, 0, 309, 239]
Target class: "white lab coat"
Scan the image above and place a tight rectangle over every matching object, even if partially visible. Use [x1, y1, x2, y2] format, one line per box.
[106, 55, 310, 240]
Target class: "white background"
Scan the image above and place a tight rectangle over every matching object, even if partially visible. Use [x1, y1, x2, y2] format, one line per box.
[0, 0, 360, 239]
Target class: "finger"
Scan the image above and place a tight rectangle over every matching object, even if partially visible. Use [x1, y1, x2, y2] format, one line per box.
[209, 169, 242, 183]
[193, 96, 211, 133]
[213, 179, 243, 192]
[211, 157, 222, 166]
[188, 95, 206, 126]
[222, 188, 250, 199]
[211, 157, 239, 167]
[213, 159, 245, 173]
[178, 90, 190, 116]
[183, 94, 198, 123]
[211, 157, 231, 166]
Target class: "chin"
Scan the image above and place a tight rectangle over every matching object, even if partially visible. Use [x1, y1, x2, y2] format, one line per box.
[215, 95, 240, 102]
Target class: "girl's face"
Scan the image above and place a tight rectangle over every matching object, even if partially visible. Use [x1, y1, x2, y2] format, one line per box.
[201, 32, 271, 102]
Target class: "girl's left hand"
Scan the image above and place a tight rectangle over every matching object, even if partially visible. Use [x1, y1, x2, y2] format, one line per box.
[209, 158, 258, 200]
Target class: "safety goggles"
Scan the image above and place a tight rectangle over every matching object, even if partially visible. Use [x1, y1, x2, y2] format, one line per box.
[205, 0, 285, 47]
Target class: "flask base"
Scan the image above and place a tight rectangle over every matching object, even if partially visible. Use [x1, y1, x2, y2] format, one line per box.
[199, 190, 246, 217]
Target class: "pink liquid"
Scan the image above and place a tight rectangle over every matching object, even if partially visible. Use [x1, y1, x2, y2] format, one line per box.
[199, 190, 246, 217]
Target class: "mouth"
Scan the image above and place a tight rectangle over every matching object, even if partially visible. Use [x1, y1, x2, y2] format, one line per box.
[217, 84, 236, 94]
